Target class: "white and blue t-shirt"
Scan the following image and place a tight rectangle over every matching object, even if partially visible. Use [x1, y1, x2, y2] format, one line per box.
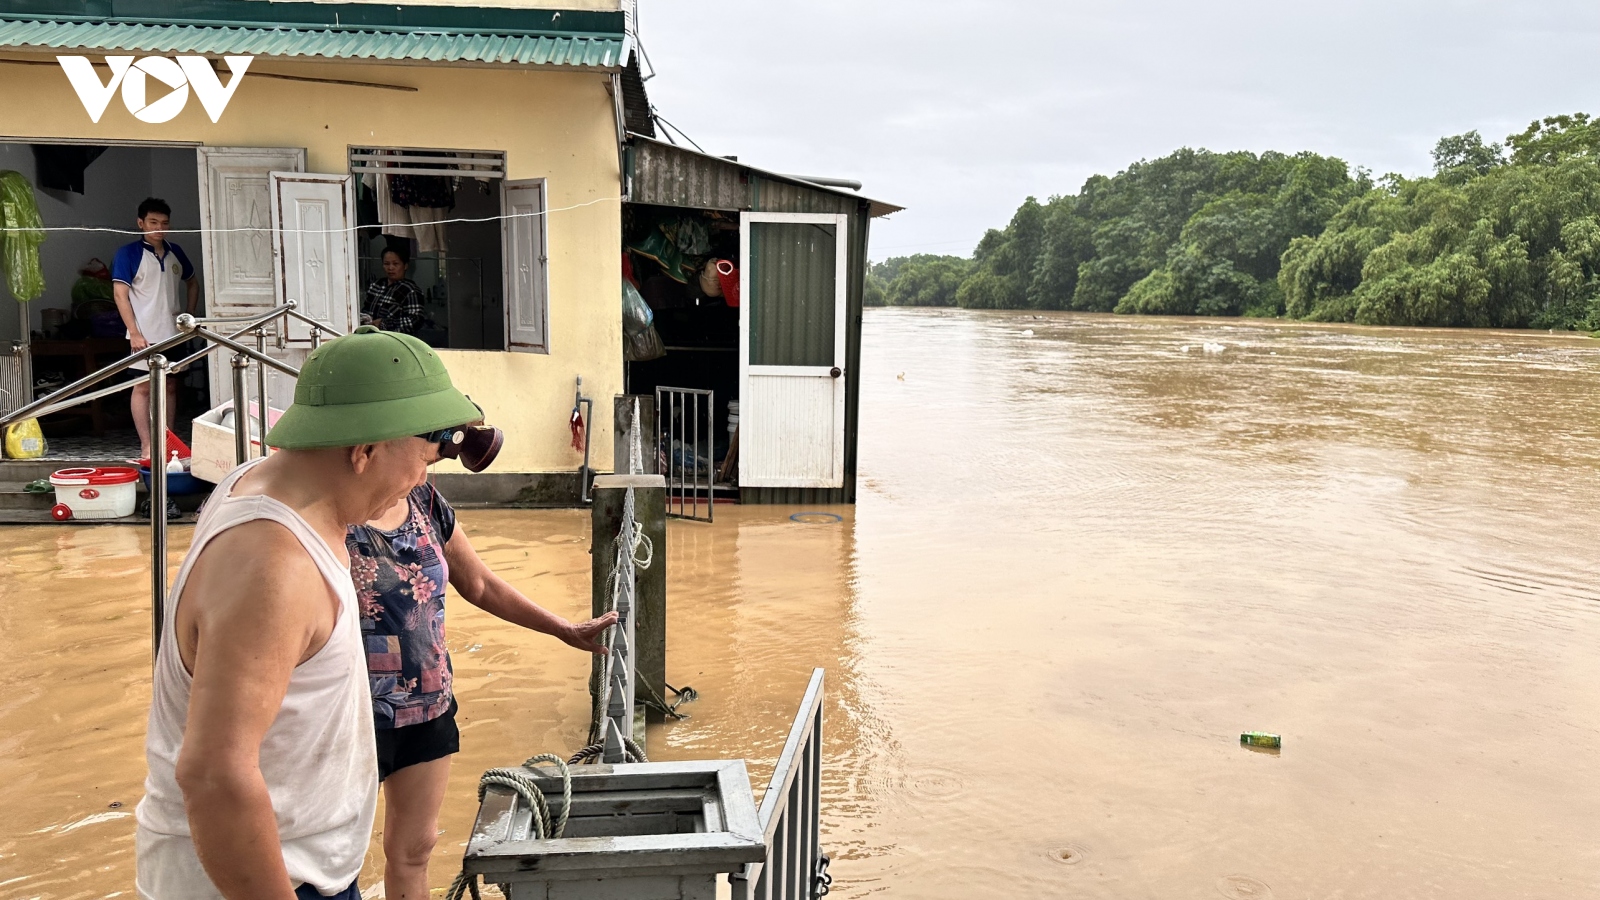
[111, 239, 195, 345]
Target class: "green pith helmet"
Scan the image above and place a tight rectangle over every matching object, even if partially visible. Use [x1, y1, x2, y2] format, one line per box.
[266, 326, 482, 450]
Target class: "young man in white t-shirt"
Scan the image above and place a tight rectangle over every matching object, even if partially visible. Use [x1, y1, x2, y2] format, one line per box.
[112, 197, 200, 462]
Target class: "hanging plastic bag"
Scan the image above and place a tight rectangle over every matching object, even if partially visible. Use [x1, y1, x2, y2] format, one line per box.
[698, 260, 724, 298]
[622, 279, 665, 362]
[622, 280, 654, 336]
[715, 259, 741, 307]
[625, 325, 666, 362]
[0, 171, 46, 302]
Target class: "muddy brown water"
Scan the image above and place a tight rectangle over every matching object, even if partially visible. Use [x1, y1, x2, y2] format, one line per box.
[5, 309, 1600, 898]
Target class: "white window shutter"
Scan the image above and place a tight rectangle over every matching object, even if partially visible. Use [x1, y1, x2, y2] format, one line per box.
[501, 179, 549, 353]
[269, 172, 359, 345]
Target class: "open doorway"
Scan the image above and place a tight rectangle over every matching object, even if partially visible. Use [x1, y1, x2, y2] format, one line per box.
[0, 142, 207, 458]
[623, 202, 740, 491]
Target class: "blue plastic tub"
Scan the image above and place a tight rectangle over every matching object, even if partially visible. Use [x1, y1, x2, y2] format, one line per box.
[139, 466, 207, 496]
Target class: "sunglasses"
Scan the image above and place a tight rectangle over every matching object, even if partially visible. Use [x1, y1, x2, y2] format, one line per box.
[417, 424, 504, 473]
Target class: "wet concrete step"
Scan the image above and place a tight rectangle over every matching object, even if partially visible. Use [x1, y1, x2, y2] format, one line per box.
[0, 481, 54, 510]
[0, 458, 133, 483]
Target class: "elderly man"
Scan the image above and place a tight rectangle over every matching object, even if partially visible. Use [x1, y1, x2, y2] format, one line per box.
[135, 326, 485, 900]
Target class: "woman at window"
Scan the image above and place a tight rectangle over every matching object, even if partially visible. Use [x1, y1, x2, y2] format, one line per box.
[363, 244, 426, 336]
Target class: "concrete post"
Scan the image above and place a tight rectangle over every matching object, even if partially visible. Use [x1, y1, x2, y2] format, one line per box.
[592, 474, 667, 742]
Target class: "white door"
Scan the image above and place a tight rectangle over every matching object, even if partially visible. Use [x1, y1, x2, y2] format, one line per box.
[196, 147, 305, 407]
[269, 172, 359, 344]
[738, 212, 850, 488]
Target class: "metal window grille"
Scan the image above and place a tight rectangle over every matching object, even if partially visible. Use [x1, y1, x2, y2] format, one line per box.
[347, 146, 507, 179]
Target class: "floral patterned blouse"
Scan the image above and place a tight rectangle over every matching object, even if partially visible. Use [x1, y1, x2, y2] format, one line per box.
[346, 483, 456, 729]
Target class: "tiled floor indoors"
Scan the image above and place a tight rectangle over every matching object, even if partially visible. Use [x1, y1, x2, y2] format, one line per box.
[40, 428, 142, 461]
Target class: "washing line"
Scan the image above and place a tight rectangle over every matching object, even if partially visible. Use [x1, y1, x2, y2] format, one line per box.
[0, 194, 622, 236]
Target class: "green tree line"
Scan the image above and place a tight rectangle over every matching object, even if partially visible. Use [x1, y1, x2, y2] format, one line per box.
[867, 113, 1600, 329]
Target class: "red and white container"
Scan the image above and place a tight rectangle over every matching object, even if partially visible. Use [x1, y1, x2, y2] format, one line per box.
[48, 467, 140, 521]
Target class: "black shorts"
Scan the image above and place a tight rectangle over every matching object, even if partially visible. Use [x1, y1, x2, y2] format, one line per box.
[375, 698, 459, 781]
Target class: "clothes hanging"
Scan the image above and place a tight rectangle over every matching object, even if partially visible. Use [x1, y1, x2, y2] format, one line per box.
[374, 173, 448, 254]
[0, 170, 46, 302]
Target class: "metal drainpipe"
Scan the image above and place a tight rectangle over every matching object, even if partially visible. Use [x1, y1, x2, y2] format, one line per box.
[149, 355, 168, 663]
[610, 72, 630, 202]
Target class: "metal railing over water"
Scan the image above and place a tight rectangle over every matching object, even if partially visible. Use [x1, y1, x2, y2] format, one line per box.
[734, 668, 830, 900]
[0, 301, 341, 658]
[655, 384, 715, 522]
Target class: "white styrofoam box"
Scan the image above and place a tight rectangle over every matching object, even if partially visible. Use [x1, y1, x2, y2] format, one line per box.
[191, 400, 284, 484]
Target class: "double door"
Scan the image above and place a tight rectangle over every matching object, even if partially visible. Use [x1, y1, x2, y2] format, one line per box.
[197, 147, 358, 410]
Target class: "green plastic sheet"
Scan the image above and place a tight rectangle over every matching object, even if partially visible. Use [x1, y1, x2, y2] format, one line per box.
[0, 170, 45, 302]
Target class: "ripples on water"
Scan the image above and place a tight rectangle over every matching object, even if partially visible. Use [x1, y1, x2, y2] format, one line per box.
[4, 309, 1600, 898]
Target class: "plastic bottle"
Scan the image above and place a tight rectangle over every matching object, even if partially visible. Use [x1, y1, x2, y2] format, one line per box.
[166, 450, 185, 474]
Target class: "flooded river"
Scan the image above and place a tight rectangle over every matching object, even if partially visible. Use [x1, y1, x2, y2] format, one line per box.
[5, 309, 1600, 898]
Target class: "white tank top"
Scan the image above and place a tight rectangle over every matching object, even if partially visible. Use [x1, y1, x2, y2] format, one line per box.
[135, 459, 377, 900]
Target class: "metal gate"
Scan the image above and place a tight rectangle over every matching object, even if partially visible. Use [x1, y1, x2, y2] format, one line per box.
[655, 385, 715, 522]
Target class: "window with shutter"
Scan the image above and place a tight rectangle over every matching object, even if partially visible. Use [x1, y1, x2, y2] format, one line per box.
[501, 179, 549, 354]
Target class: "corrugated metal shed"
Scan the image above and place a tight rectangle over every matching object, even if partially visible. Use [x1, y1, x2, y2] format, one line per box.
[625, 135, 898, 505]
[625, 135, 902, 219]
[0, 0, 628, 67]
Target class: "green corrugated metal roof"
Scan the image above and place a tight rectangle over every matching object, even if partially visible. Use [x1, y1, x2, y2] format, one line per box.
[0, 1, 628, 67]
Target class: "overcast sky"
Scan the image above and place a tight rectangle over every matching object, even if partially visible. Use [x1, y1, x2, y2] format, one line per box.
[637, 0, 1600, 260]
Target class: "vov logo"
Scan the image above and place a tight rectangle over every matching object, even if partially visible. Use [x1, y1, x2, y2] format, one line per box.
[58, 56, 253, 124]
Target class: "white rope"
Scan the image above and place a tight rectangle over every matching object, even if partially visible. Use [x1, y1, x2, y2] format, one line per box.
[444, 754, 574, 900]
[630, 398, 644, 475]
[0, 194, 620, 236]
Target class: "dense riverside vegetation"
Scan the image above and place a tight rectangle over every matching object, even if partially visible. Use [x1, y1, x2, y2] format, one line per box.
[869, 114, 1600, 329]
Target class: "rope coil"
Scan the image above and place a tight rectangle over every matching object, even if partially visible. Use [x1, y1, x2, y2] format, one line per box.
[444, 755, 574, 900]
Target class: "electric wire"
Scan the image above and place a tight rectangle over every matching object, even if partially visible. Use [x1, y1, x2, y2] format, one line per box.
[0, 194, 620, 236]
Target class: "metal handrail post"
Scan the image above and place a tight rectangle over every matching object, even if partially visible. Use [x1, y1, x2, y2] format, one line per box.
[180, 325, 300, 376]
[149, 356, 169, 663]
[285, 307, 345, 340]
[231, 353, 251, 464]
[1, 329, 193, 427]
[0, 306, 286, 428]
[256, 331, 271, 457]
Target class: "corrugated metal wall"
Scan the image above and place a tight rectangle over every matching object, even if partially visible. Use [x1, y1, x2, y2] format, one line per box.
[626, 139, 872, 504]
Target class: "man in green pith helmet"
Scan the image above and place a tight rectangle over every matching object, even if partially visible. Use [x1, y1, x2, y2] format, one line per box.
[133, 326, 484, 900]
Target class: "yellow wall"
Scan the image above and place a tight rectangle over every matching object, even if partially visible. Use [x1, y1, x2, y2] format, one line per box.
[0, 55, 623, 474]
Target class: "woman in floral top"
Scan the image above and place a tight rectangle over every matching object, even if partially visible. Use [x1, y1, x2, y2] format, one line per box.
[348, 482, 614, 900]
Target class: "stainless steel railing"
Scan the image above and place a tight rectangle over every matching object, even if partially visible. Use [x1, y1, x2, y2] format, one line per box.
[0, 301, 341, 662]
[732, 668, 829, 900]
[655, 385, 715, 522]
